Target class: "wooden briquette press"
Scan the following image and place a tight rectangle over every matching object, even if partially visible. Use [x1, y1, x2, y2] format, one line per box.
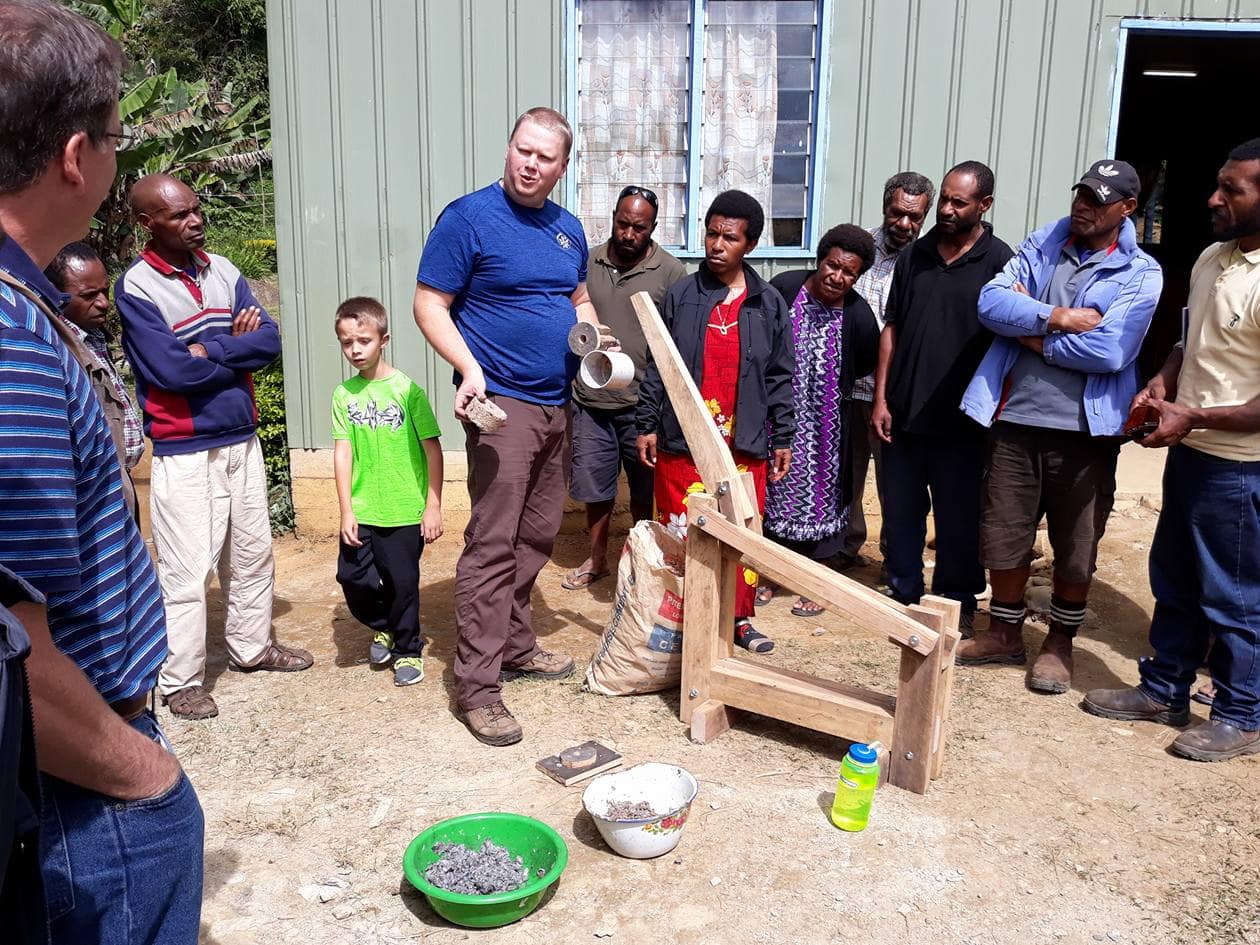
[630, 291, 962, 794]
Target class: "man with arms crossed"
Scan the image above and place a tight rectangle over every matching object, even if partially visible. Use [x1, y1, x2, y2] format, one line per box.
[958, 160, 1161, 692]
[117, 173, 314, 722]
[0, 3, 202, 941]
[415, 107, 597, 746]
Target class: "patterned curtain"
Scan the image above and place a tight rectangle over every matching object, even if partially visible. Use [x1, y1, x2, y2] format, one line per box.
[701, 1, 779, 241]
[577, 0, 690, 247]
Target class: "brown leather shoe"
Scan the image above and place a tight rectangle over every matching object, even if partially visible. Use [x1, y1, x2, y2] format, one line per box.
[1171, 719, 1260, 762]
[955, 618, 1025, 665]
[1029, 631, 1074, 694]
[163, 685, 218, 720]
[229, 642, 314, 673]
[1081, 686, 1190, 726]
[463, 701, 523, 746]
[499, 649, 575, 682]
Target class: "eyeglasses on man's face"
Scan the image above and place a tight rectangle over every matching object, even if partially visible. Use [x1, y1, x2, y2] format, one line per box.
[102, 124, 137, 152]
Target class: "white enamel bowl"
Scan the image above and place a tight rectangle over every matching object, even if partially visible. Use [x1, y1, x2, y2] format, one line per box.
[581, 763, 699, 859]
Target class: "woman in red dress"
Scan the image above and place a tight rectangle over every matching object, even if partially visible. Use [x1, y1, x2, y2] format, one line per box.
[635, 191, 795, 653]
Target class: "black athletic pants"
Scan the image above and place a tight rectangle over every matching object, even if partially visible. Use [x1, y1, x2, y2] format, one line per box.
[336, 523, 424, 657]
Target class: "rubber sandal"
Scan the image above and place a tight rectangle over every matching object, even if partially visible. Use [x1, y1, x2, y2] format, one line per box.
[755, 584, 774, 606]
[561, 567, 609, 590]
[734, 619, 774, 654]
[791, 597, 825, 617]
[1191, 683, 1216, 706]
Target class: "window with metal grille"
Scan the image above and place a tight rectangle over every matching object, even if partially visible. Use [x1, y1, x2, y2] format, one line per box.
[572, 0, 826, 255]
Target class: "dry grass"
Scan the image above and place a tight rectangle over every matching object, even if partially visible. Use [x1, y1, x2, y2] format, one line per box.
[179, 509, 1258, 945]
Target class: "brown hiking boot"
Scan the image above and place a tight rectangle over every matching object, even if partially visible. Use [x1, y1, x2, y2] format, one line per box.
[163, 685, 218, 720]
[955, 617, 1025, 666]
[499, 649, 575, 682]
[1171, 719, 1260, 762]
[1029, 630, 1074, 694]
[463, 701, 523, 746]
[1081, 686, 1190, 726]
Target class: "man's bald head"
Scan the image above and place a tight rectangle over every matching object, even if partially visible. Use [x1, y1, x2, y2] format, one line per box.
[130, 173, 193, 216]
[132, 173, 205, 262]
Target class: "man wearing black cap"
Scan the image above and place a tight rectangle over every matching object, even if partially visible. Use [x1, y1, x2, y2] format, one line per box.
[957, 159, 1163, 693]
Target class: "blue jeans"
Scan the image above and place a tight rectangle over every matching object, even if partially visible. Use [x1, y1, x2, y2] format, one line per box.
[39, 711, 204, 944]
[1138, 446, 1260, 730]
[881, 429, 986, 616]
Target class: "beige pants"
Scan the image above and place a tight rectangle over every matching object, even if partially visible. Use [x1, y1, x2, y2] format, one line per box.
[151, 435, 275, 693]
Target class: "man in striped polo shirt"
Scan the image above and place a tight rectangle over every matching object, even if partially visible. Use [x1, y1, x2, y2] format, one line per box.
[0, 3, 203, 942]
[117, 173, 313, 721]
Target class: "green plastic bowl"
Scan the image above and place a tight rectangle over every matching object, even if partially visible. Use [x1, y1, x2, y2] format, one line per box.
[403, 812, 569, 929]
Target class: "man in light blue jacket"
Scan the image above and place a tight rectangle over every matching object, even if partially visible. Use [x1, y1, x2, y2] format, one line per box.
[955, 160, 1162, 693]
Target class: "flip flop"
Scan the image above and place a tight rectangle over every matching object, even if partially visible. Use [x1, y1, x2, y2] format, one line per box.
[791, 597, 825, 617]
[734, 619, 774, 654]
[1191, 683, 1216, 706]
[562, 567, 609, 590]
[755, 583, 774, 606]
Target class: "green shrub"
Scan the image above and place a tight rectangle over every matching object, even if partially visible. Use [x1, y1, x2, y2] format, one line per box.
[254, 357, 295, 535]
[210, 229, 276, 279]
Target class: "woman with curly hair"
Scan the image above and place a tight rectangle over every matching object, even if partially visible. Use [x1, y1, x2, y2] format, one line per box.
[763, 224, 880, 617]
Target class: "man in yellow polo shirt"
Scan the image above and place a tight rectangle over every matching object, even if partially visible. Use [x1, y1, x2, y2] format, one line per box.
[1083, 138, 1260, 762]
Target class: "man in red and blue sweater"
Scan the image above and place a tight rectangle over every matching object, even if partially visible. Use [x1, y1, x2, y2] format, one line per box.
[116, 173, 313, 721]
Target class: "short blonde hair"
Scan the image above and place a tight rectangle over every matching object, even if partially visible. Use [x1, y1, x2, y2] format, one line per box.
[334, 296, 388, 336]
[510, 106, 573, 156]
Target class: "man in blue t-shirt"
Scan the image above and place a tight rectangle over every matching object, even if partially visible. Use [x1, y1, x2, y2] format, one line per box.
[415, 107, 596, 746]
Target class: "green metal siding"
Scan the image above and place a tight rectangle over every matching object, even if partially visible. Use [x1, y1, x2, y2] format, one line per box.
[267, 0, 567, 448]
[268, 0, 1260, 450]
[824, 0, 1260, 245]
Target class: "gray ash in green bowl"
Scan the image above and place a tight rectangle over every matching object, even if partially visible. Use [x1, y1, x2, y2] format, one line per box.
[424, 840, 528, 895]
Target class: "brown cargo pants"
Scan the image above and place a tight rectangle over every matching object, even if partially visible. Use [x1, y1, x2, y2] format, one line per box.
[455, 394, 569, 711]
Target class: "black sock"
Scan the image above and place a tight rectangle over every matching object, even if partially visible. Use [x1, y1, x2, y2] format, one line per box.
[989, 597, 1026, 626]
[1049, 594, 1086, 638]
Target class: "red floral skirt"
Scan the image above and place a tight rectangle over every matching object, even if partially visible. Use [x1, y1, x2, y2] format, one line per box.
[654, 451, 767, 619]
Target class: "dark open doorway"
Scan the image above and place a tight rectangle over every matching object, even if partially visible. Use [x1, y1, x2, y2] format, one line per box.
[1112, 26, 1260, 377]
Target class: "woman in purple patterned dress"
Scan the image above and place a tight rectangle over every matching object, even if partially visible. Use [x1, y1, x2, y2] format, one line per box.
[764, 225, 880, 616]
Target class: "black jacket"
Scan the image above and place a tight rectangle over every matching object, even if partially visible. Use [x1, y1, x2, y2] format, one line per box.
[768, 270, 881, 388]
[636, 263, 796, 458]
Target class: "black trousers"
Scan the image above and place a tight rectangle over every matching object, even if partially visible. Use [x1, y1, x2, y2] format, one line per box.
[881, 429, 986, 616]
[336, 523, 424, 656]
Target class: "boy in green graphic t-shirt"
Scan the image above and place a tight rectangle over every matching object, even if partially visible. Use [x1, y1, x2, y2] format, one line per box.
[331, 297, 443, 686]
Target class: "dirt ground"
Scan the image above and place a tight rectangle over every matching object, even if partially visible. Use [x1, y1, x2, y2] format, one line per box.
[178, 500, 1259, 945]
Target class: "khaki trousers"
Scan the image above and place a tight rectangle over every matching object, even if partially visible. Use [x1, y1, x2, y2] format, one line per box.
[151, 435, 275, 693]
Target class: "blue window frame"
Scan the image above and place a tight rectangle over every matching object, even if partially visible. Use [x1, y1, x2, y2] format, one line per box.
[567, 0, 831, 258]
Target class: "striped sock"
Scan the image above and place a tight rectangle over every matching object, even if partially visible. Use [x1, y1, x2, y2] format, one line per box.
[1050, 595, 1086, 638]
[989, 598, 1026, 626]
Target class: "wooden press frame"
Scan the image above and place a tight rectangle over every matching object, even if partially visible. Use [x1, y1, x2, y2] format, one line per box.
[631, 291, 961, 794]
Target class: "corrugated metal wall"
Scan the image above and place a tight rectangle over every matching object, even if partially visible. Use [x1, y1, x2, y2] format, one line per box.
[823, 0, 1260, 251]
[267, 0, 568, 449]
[268, 0, 1260, 450]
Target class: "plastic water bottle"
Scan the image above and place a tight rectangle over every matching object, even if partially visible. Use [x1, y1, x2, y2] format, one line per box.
[830, 741, 881, 831]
